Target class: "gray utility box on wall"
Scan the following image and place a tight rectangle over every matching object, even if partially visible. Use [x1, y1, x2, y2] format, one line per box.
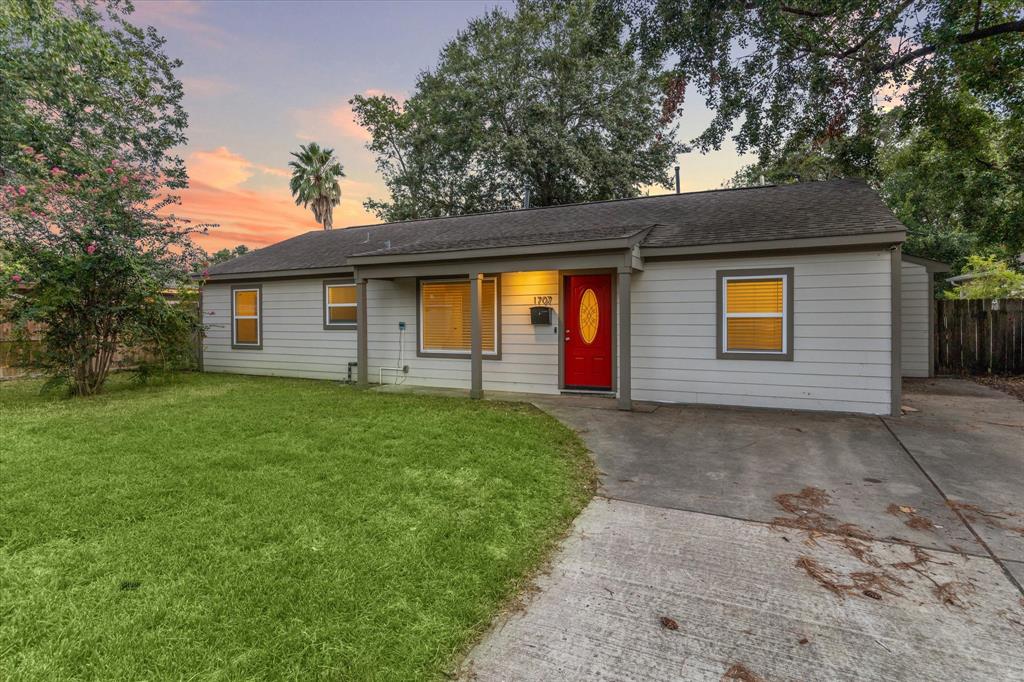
[530, 306, 553, 325]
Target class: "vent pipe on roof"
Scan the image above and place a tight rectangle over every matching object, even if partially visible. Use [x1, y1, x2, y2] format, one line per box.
[522, 185, 531, 209]
[674, 165, 680, 194]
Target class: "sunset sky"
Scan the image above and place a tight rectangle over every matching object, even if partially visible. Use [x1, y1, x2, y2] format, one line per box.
[131, 0, 752, 252]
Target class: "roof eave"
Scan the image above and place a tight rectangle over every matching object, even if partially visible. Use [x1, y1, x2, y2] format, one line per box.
[198, 265, 354, 283]
[640, 231, 906, 259]
[901, 253, 951, 273]
[345, 235, 640, 266]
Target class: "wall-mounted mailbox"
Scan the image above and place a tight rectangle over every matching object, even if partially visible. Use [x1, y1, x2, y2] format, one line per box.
[530, 306, 553, 325]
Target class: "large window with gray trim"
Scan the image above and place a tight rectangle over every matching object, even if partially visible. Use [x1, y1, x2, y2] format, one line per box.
[418, 277, 499, 357]
[716, 268, 794, 361]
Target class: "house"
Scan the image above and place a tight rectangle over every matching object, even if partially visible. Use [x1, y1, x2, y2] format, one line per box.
[200, 179, 945, 416]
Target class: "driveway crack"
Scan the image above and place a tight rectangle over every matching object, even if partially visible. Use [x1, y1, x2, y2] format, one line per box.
[879, 416, 1024, 596]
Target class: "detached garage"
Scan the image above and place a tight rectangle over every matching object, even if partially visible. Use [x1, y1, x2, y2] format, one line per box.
[200, 179, 944, 416]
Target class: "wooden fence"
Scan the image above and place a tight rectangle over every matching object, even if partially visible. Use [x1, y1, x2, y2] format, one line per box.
[1, 303, 200, 380]
[935, 299, 1024, 375]
[0, 319, 45, 379]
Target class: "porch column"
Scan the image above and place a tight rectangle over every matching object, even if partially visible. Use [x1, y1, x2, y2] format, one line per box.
[356, 276, 368, 387]
[890, 246, 902, 416]
[469, 271, 483, 399]
[617, 268, 632, 410]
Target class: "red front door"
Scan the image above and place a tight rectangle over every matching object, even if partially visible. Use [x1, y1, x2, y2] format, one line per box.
[564, 274, 612, 390]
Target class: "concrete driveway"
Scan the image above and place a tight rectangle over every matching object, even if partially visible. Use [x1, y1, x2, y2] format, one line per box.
[463, 379, 1024, 681]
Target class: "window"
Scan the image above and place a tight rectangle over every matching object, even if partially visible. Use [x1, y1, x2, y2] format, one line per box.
[324, 281, 357, 328]
[717, 268, 793, 360]
[419, 277, 499, 357]
[231, 285, 261, 349]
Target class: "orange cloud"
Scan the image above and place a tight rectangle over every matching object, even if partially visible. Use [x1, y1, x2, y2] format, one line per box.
[181, 179, 379, 252]
[188, 147, 289, 191]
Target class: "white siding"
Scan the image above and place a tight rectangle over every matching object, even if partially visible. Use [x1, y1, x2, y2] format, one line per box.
[202, 280, 358, 380]
[367, 271, 560, 394]
[900, 260, 931, 378]
[630, 250, 894, 414]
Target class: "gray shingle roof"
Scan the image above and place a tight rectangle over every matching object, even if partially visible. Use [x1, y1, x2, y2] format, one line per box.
[207, 179, 904, 276]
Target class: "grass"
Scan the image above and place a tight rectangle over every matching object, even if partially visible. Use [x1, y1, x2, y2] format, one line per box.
[0, 373, 594, 680]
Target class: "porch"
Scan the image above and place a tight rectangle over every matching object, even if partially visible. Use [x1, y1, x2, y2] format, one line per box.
[350, 248, 642, 410]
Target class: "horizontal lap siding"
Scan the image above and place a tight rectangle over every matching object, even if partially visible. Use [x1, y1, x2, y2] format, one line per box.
[900, 261, 930, 378]
[630, 251, 893, 414]
[367, 272, 559, 394]
[202, 280, 357, 381]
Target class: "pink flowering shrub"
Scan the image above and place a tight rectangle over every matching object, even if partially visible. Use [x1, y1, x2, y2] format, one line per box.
[1, 152, 212, 395]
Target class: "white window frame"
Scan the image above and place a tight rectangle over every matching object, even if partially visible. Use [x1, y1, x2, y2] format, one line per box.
[324, 282, 357, 329]
[418, 276, 499, 357]
[231, 286, 261, 349]
[720, 273, 789, 357]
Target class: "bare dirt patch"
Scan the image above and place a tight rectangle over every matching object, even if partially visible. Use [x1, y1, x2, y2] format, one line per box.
[971, 375, 1024, 402]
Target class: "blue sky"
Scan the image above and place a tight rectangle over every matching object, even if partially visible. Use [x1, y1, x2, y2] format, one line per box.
[130, 0, 750, 250]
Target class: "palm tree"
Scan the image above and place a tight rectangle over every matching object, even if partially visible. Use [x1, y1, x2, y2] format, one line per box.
[289, 143, 344, 229]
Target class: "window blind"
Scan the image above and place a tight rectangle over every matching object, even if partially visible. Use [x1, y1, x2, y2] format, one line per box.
[420, 279, 496, 353]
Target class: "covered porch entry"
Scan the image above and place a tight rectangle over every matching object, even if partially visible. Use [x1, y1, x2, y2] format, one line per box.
[349, 248, 641, 410]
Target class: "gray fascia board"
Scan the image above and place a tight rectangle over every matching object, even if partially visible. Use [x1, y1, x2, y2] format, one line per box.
[901, 253, 951, 273]
[346, 237, 637, 266]
[200, 266, 354, 282]
[640, 231, 906, 259]
[355, 251, 629, 280]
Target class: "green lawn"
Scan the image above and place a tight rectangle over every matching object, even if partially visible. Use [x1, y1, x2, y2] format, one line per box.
[0, 373, 593, 681]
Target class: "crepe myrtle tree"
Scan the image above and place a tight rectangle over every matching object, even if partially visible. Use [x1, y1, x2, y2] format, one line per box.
[0, 149, 209, 396]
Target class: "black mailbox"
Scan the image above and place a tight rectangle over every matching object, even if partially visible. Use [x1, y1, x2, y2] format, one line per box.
[530, 306, 553, 325]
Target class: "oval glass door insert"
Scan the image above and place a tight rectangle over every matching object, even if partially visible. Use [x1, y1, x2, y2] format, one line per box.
[579, 288, 599, 344]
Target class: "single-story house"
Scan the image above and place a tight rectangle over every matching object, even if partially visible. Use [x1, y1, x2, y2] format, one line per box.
[200, 179, 947, 416]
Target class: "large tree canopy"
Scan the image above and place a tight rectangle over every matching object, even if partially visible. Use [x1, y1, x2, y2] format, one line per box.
[624, 0, 1024, 162]
[0, 0, 188, 185]
[730, 91, 1023, 269]
[352, 0, 683, 222]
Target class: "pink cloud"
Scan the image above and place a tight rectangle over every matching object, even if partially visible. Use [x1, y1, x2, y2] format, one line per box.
[181, 75, 238, 98]
[329, 104, 372, 142]
[129, 0, 227, 48]
[293, 89, 407, 143]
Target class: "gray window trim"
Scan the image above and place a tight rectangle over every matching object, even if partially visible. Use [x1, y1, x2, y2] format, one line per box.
[416, 275, 502, 360]
[715, 268, 794, 361]
[323, 278, 357, 330]
[230, 283, 263, 350]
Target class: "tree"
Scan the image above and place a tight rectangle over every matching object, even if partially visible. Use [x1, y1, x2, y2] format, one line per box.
[209, 245, 250, 265]
[944, 255, 1024, 299]
[288, 143, 344, 230]
[622, 0, 1024, 164]
[0, 0, 206, 396]
[729, 92, 1024, 270]
[351, 0, 683, 222]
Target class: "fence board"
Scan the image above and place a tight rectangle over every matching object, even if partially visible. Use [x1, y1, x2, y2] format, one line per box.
[935, 299, 1024, 375]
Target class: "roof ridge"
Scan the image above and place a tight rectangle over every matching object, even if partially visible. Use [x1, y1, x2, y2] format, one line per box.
[292, 182, 796, 236]
[258, 178, 864, 242]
